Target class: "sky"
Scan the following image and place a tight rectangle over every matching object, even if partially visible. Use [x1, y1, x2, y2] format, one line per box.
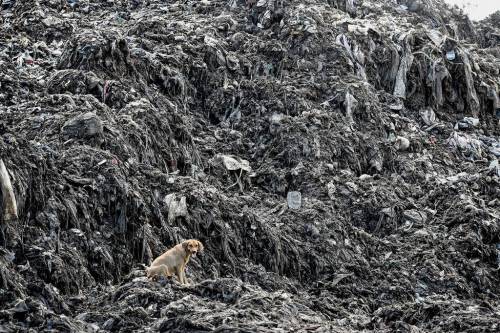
[444, 0, 500, 20]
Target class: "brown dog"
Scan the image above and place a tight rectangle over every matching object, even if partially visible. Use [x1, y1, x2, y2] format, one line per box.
[146, 264, 172, 281]
[146, 239, 203, 284]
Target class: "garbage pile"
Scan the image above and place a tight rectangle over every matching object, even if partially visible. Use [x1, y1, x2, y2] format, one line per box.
[1, 0, 499, 331]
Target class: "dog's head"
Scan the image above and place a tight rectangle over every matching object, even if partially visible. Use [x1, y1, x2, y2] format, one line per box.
[182, 239, 204, 257]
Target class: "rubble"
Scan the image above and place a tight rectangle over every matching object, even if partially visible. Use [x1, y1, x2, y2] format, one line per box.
[0, 0, 499, 332]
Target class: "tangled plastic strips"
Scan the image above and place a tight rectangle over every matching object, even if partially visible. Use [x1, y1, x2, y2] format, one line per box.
[0, 0, 499, 332]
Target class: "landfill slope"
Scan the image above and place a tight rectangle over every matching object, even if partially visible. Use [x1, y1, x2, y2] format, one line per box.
[0, 0, 499, 332]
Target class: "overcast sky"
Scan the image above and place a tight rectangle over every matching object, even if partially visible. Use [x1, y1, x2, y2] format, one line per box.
[444, 0, 500, 20]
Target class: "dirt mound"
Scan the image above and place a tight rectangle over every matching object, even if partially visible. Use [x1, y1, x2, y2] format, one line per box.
[1, 0, 499, 332]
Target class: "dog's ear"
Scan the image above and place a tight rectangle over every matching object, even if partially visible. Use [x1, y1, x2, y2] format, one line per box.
[197, 240, 204, 252]
[182, 241, 189, 250]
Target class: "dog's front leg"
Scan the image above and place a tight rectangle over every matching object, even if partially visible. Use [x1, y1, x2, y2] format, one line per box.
[180, 266, 187, 284]
[175, 266, 183, 284]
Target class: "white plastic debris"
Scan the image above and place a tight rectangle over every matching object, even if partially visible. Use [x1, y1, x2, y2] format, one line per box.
[164, 193, 188, 223]
[403, 210, 428, 224]
[463, 117, 479, 127]
[426, 29, 445, 47]
[327, 182, 336, 200]
[490, 143, 500, 157]
[420, 108, 437, 126]
[287, 191, 302, 209]
[489, 159, 500, 177]
[219, 155, 252, 172]
[455, 117, 480, 130]
[395, 136, 410, 151]
[446, 50, 456, 61]
[344, 91, 358, 123]
[447, 132, 483, 158]
[0, 159, 18, 222]
[393, 38, 414, 99]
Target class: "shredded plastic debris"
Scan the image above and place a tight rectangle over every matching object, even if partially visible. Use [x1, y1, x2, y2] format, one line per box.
[0, 0, 499, 332]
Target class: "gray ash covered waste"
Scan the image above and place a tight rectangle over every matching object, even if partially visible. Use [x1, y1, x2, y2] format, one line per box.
[1, 0, 500, 332]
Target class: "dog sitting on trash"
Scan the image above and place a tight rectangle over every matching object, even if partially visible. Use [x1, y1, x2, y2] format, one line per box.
[145, 239, 203, 284]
